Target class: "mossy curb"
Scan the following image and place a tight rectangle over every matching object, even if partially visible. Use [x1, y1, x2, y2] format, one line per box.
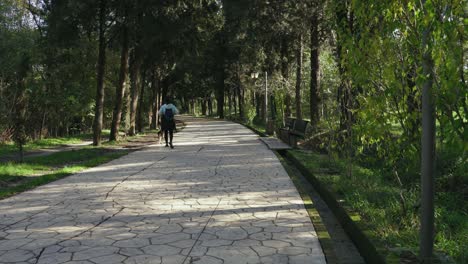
[242, 123, 268, 137]
[285, 151, 386, 264]
[276, 152, 339, 264]
[230, 120, 268, 137]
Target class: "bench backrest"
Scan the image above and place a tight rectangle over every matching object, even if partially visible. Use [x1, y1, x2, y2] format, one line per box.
[285, 118, 295, 130]
[293, 119, 309, 134]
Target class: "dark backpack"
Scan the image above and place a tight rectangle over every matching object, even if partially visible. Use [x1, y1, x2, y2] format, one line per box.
[164, 107, 174, 121]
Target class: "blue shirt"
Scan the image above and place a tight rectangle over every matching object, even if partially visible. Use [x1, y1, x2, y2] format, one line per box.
[159, 103, 179, 116]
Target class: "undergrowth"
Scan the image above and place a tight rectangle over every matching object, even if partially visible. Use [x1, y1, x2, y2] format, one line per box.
[290, 150, 467, 263]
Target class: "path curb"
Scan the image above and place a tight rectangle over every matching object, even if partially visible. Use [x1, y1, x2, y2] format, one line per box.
[275, 153, 339, 264]
[232, 121, 268, 137]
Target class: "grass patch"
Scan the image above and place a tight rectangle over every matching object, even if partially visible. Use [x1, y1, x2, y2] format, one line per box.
[0, 143, 19, 157]
[0, 148, 129, 199]
[102, 129, 162, 146]
[0, 163, 49, 177]
[0, 137, 85, 157]
[290, 150, 466, 263]
[247, 122, 266, 134]
[0, 130, 112, 157]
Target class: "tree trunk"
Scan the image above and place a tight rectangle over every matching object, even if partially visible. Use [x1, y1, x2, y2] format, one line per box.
[338, 80, 354, 133]
[92, 0, 107, 146]
[419, 1, 436, 260]
[128, 47, 142, 136]
[39, 111, 46, 139]
[110, 19, 129, 141]
[157, 78, 161, 124]
[137, 69, 146, 133]
[270, 93, 276, 121]
[406, 67, 420, 144]
[227, 90, 231, 116]
[208, 97, 213, 115]
[193, 99, 196, 114]
[150, 68, 159, 130]
[182, 96, 188, 113]
[216, 33, 225, 118]
[334, 2, 353, 133]
[232, 89, 237, 116]
[201, 98, 207, 115]
[122, 80, 131, 131]
[281, 38, 292, 121]
[240, 87, 245, 119]
[310, 12, 320, 124]
[161, 78, 168, 100]
[295, 34, 303, 120]
[255, 92, 260, 117]
[238, 80, 244, 119]
[13, 63, 28, 163]
[260, 92, 265, 122]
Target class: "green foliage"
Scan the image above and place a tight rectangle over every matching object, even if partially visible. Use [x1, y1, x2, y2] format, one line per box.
[291, 150, 466, 263]
[244, 102, 257, 124]
[0, 0, 38, 153]
[310, 3, 467, 261]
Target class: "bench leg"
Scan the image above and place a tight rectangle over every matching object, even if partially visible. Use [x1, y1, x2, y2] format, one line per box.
[280, 130, 289, 144]
[286, 133, 292, 145]
[288, 135, 300, 148]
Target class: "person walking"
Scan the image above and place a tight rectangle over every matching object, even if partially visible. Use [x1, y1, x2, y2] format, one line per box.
[159, 97, 179, 148]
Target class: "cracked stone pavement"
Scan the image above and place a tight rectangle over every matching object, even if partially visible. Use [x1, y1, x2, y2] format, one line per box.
[0, 116, 326, 264]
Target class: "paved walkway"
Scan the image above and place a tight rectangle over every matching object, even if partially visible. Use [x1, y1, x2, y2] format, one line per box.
[0, 116, 325, 264]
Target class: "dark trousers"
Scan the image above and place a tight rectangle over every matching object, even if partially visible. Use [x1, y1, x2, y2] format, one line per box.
[164, 129, 173, 145]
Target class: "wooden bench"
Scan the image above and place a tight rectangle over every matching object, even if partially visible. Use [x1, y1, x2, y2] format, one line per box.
[279, 118, 309, 148]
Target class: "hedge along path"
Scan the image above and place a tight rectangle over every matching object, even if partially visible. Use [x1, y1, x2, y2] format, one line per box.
[0, 116, 325, 264]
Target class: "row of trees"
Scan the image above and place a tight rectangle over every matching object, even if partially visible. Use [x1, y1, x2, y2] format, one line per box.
[1, 0, 223, 146]
[0, 0, 465, 261]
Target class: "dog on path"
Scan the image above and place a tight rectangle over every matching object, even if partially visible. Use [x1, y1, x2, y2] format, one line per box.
[157, 129, 163, 144]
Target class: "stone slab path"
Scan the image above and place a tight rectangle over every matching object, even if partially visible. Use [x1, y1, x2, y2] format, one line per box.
[0, 116, 326, 264]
